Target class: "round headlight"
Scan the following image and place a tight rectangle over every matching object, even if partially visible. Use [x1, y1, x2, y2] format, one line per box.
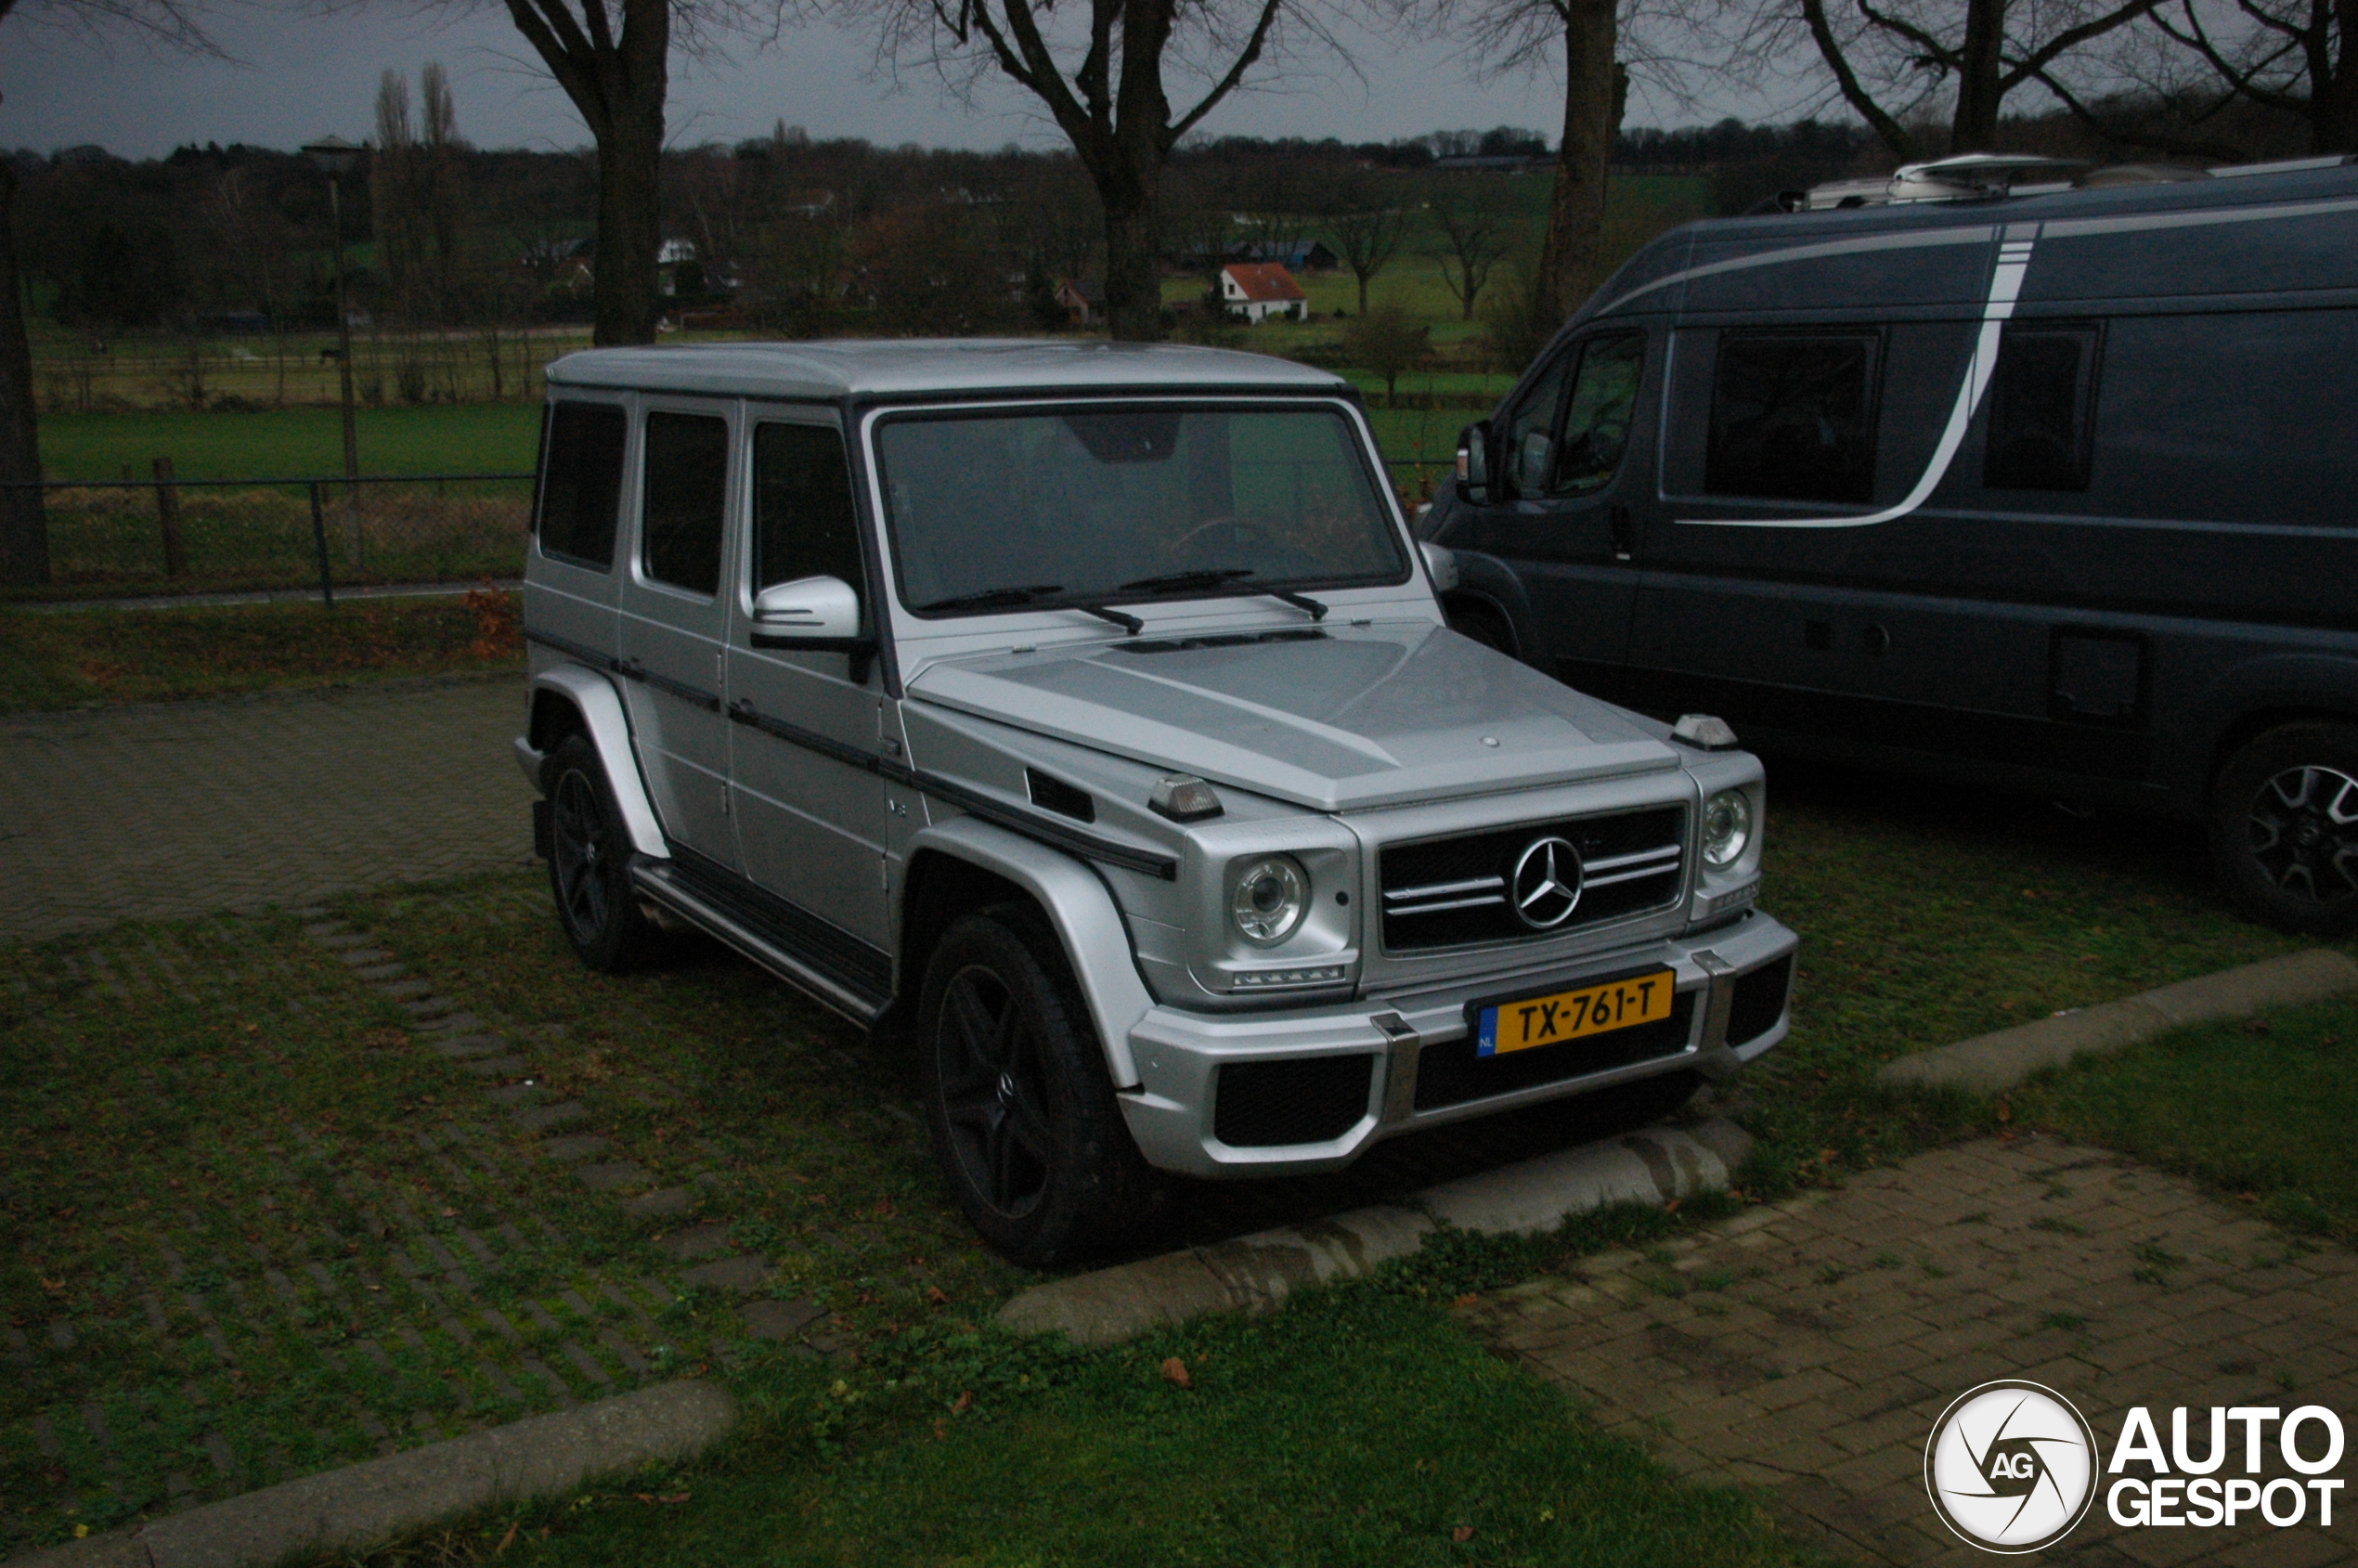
[1231, 856, 1309, 945]
[1702, 789, 1755, 870]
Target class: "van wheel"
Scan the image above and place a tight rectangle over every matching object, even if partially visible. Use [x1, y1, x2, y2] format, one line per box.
[918, 908, 1166, 1268]
[1445, 600, 1515, 656]
[543, 734, 662, 971]
[2209, 723, 2358, 936]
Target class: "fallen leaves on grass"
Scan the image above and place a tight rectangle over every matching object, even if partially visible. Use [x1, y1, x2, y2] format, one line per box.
[1160, 1356, 1192, 1390]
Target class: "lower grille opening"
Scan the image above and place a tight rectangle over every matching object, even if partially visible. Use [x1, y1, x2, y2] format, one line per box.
[1414, 992, 1695, 1112]
[1213, 1055, 1376, 1147]
[1725, 955, 1794, 1047]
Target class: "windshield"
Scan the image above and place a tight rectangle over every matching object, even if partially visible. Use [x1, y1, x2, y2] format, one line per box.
[874, 404, 1407, 615]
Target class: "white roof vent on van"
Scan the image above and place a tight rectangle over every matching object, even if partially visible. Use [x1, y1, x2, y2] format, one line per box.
[1785, 153, 2087, 210]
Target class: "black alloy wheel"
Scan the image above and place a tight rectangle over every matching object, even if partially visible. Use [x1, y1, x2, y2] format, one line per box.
[542, 734, 661, 970]
[2210, 723, 2358, 937]
[917, 909, 1167, 1267]
[933, 962, 1056, 1224]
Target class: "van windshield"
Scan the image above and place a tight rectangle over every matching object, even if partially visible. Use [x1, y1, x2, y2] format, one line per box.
[874, 404, 1407, 616]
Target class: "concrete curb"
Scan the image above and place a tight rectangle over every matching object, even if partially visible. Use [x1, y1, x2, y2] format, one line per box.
[1875, 948, 2358, 1096]
[5, 1381, 734, 1568]
[996, 1116, 1754, 1347]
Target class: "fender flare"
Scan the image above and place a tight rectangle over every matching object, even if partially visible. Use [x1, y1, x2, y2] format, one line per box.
[527, 665, 668, 860]
[2174, 653, 2358, 803]
[903, 815, 1156, 1089]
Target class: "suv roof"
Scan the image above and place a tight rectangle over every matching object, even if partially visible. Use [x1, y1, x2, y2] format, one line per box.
[544, 338, 1349, 402]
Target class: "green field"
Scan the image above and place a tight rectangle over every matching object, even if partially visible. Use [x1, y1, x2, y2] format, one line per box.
[39, 405, 545, 482]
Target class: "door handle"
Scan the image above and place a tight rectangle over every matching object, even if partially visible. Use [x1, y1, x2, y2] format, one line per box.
[1609, 504, 1636, 563]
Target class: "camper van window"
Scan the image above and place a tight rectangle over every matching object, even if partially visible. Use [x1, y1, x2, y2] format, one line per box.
[1984, 323, 2101, 492]
[1704, 332, 1880, 504]
[1499, 347, 1574, 498]
[536, 402, 627, 570]
[641, 411, 730, 597]
[753, 421, 862, 596]
[1554, 334, 1644, 494]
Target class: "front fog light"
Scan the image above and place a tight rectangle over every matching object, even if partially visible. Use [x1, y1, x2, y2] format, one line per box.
[1702, 789, 1754, 869]
[1231, 856, 1309, 944]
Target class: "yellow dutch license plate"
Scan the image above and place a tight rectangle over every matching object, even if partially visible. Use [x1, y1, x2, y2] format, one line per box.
[1475, 969, 1678, 1057]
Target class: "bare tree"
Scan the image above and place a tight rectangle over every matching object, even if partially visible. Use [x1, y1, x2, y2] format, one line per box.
[1, 0, 220, 585]
[1779, 0, 2170, 157]
[1415, 0, 1709, 326]
[1429, 183, 1520, 320]
[2150, 0, 2355, 151]
[1340, 301, 1429, 402]
[1325, 186, 1406, 315]
[858, 0, 1335, 340]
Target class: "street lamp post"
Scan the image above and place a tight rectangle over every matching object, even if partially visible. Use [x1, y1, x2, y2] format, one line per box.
[302, 136, 363, 566]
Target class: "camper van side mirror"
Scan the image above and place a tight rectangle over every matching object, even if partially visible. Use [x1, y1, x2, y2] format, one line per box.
[1456, 423, 1492, 506]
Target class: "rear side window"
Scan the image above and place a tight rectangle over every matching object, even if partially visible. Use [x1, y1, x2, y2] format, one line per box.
[641, 411, 730, 596]
[752, 422, 862, 594]
[1984, 323, 2101, 491]
[1705, 332, 1880, 504]
[536, 402, 627, 569]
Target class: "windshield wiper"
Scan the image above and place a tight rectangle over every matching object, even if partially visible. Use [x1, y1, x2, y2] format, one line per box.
[913, 583, 1064, 614]
[1115, 566, 1328, 622]
[1074, 604, 1145, 635]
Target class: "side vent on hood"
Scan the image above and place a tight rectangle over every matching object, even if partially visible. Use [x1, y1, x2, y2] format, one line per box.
[1025, 768, 1096, 823]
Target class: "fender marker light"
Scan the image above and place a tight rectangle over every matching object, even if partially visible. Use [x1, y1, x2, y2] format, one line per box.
[1151, 774, 1224, 823]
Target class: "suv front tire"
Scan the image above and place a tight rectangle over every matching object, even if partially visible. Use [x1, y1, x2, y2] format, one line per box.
[917, 907, 1166, 1267]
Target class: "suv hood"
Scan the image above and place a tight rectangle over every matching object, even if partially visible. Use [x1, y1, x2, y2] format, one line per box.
[905, 623, 1680, 812]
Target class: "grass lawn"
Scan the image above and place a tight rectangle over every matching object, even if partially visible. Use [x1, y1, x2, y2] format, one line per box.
[412, 1269, 1820, 1568]
[2012, 993, 2358, 1240]
[0, 594, 524, 712]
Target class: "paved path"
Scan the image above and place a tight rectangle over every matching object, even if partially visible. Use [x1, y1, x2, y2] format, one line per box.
[1459, 1135, 2357, 1567]
[0, 676, 533, 944]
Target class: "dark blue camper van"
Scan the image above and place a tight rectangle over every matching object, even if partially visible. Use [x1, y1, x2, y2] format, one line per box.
[1421, 154, 2358, 935]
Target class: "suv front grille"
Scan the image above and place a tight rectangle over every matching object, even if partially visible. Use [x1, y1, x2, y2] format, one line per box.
[1379, 805, 1688, 952]
[1213, 1055, 1376, 1147]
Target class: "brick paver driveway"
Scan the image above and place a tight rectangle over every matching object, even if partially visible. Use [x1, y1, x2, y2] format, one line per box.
[0, 676, 532, 944]
[1461, 1134, 2356, 1567]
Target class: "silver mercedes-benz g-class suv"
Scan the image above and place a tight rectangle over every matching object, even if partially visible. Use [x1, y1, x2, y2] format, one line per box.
[514, 339, 1798, 1265]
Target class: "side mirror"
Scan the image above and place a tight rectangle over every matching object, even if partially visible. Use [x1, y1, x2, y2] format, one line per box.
[748, 576, 875, 681]
[1419, 540, 1460, 594]
[752, 575, 861, 640]
[1455, 422, 1492, 506]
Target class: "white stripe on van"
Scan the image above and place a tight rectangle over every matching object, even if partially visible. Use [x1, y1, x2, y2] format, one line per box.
[1676, 232, 2036, 531]
[1656, 191, 2358, 531]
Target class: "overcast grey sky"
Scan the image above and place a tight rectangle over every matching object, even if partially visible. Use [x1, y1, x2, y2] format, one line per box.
[1, 3, 1788, 161]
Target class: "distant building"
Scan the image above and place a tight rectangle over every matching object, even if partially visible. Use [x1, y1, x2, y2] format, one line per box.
[1055, 278, 1105, 328]
[1232, 240, 1339, 273]
[1220, 263, 1306, 324]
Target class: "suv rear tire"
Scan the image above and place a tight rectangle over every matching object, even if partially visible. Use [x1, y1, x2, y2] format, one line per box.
[917, 907, 1167, 1267]
[2209, 722, 2358, 936]
[543, 734, 664, 971]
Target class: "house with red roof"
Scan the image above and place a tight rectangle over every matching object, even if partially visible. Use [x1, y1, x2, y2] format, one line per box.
[1219, 262, 1307, 324]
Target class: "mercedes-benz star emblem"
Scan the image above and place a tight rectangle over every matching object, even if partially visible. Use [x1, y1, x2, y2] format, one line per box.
[1510, 836, 1585, 929]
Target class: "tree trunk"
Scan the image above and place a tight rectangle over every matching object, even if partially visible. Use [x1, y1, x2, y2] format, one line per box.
[0, 158, 48, 587]
[1950, 0, 2009, 151]
[1537, 0, 1617, 326]
[1102, 177, 1164, 343]
[593, 100, 667, 346]
[2315, 2, 2357, 152]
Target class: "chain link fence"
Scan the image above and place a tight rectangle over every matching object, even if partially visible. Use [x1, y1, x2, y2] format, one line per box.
[4, 473, 534, 604]
[5, 456, 1445, 607]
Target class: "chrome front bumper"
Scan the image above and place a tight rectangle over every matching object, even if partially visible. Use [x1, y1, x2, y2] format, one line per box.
[1116, 909, 1797, 1178]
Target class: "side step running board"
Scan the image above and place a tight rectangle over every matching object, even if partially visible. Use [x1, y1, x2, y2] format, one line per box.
[630, 858, 892, 1028]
